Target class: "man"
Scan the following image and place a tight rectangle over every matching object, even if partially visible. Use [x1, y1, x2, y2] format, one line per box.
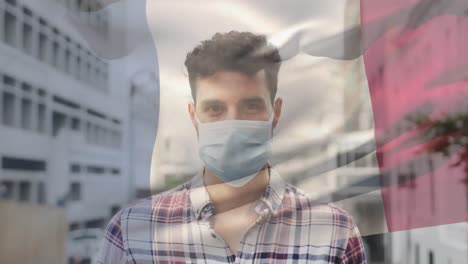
[97, 31, 367, 263]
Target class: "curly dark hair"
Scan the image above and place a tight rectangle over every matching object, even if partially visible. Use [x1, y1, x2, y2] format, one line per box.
[184, 31, 282, 104]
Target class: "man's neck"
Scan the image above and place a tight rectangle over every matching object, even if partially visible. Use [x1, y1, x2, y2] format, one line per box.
[204, 166, 270, 214]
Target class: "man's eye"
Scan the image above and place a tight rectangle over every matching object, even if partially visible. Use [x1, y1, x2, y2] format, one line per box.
[205, 105, 224, 113]
[245, 103, 262, 112]
[247, 103, 259, 109]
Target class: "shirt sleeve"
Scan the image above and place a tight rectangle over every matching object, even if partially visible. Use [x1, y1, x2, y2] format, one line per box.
[341, 224, 367, 264]
[96, 210, 127, 264]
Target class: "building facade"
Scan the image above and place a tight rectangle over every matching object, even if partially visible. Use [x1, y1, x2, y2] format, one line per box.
[0, 0, 132, 230]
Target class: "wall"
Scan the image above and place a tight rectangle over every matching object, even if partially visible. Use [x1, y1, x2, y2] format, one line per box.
[0, 201, 67, 264]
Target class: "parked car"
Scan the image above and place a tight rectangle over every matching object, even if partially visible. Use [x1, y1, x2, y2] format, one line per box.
[67, 228, 104, 264]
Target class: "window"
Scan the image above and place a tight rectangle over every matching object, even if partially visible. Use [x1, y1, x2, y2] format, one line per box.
[75, 56, 81, 80]
[52, 41, 60, 68]
[87, 166, 105, 174]
[85, 219, 105, 229]
[428, 250, 434, 264]
[21, 82, 32, 92]
[38, 33, 48, 62]
[346, 151, 356, 167]
[53, 96, 80, 109]
[19, 181, 31, 202]
[22, 23, 33, 54]
[38, 88, 46, 97]
[2, 92, 15, 126]
[3, 75, 15, 86]
[52, 111, 67, 136]
[37, 103, 46, 133]
[337, 152, 345, 168]
[4, 12, 17, 46]
[69, 182, 81, 201]
[65, 49, 71, 73]
[76, 0, 83, 10]
[355, 151, 369, 167]
[2, 157, 47, 171]
[0, 181, 14, 199]
[87, 109, 106, 119]
[397, 170, 406, 188]
[69, 222, 80, 231]
[22, 7, 32, 17]
[86, 122, 92, 142]
[21, 98, 32, 130]
[71, 117, 80, 130]
[37, 182, 46, 204]
[70, 163, 81, 173]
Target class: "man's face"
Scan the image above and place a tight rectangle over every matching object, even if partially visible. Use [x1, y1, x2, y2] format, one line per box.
[188, 70, 282, 129]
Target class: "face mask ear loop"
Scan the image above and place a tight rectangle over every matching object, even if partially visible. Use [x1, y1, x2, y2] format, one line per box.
[192, 101, 201, 125]
[193, 110, 202, 125]
[268, 113, 275, 123]
[193, 111, 202, 140]
[269, 99, 277, 123]
[268, 109, 276, 138]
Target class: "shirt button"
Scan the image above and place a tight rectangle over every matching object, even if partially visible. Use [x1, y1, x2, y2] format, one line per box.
[211, 233, 217, 238]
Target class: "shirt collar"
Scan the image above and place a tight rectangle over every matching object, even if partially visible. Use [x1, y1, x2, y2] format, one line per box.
[189, 165, 286, 221]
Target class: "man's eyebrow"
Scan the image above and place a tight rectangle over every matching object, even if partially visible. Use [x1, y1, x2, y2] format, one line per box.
[198, 99, 225, 107]
[239, 97, 266, 104]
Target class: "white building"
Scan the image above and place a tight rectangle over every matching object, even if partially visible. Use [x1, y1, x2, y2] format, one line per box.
[0, 0, 132, 230]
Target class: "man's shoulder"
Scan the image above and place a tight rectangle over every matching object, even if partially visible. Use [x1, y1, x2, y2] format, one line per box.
[100, 181, 192, 253]
[282, 183, 355, 230]
[113, 180, 192, 222]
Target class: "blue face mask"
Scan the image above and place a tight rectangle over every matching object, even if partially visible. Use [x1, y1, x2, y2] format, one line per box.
[196, 115, 274, 187]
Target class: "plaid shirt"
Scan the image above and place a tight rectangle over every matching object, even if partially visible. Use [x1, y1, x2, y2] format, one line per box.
[97, 167, 367, 263]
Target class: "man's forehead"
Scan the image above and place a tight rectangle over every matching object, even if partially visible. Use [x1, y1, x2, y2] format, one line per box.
[195, 70, 271, 99]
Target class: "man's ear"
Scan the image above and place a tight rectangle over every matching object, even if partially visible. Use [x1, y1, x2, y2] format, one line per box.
[273, 97, 283, 129]
[188, 102, 198, 131]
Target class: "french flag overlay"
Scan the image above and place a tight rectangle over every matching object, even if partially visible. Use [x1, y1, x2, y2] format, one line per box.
[72, 0, 467, 233]
[360, 0, 468, 231]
